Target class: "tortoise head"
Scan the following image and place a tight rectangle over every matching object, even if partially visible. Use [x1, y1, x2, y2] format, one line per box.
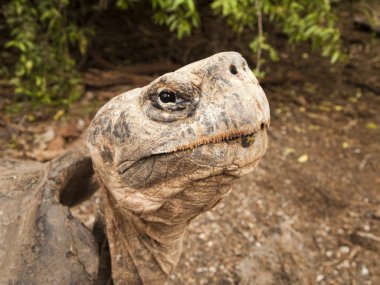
[87, 52, 270, 284]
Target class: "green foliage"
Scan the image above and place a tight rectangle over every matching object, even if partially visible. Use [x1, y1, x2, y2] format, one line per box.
[116, 0, 134, 10]
[267, 0, 341, 63]
[149, 0, 342, 71]
[211, 0, 342, 71]
[1, 0, 343, 105]
[211, 0, 258, 32]
[2, 0, 90, 105]
[152, 0, 200, 39]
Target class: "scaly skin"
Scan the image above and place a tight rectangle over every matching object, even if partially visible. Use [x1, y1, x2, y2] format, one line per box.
[88, 52, 270, 284]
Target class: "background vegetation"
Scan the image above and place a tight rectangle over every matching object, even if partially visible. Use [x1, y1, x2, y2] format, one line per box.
[1, 0, 342, 106]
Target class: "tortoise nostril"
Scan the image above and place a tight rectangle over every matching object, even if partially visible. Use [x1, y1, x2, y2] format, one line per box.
[260, 123, 265, 130]
[230, 65, 238, 75]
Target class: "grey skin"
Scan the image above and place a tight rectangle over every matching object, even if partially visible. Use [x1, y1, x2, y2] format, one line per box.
[0, 52, 269, 285]
[88, 52, 270, 284]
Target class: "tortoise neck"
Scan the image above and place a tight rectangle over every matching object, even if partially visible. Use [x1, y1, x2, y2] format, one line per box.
[98, 173, 234, 284]
[101, 186, 188, 285]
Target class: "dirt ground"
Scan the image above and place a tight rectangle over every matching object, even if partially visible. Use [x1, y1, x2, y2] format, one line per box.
[0, 3, 379, 285]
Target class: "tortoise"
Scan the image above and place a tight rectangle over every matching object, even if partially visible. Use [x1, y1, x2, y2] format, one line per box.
[0, 52, 270, 284]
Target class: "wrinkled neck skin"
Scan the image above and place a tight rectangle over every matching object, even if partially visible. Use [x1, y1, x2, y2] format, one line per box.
[97, 169, 235, 285]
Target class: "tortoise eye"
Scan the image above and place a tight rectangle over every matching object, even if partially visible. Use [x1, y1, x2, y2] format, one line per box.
[159, 90, 176, 103]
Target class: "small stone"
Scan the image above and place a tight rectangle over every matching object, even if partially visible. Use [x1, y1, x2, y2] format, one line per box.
[337, 259, 350, 269]
[339, 246, 350, 254]
[207, 241, 213, 247]
[361, 265, 369, 276]
[76, 119, 85, 131]
[316, 274, 324, 282]
[209, 266, 216, 273]
[85, 91, 95, 100]
[198, 233, 206, 240]
[363, 224, 370, 231]
[326, 250, 333, 257]
[348, 211, 358, 217]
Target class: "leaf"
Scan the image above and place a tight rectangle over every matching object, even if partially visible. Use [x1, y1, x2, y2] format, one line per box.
[366, 122, 378, 130]
[331, 50, 340, 64]
[297, 154, 308, 163]
[318, 105, 331, 112]
[283, 147, 295, 157]
[26, 60, 33, 71]
[342, 142, 349, 149]
[54, 109, 65, 121]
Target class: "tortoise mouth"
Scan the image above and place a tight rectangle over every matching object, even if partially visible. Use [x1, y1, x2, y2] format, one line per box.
[117, 123, 268, 174]
[175, 123, 267, 151]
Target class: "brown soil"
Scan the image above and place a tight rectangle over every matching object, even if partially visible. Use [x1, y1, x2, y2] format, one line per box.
[1, 3, 379, 285]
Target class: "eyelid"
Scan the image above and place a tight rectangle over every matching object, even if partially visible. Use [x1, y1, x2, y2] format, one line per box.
[157, 85, 193, 99]
[149, 91, 187, 111]
[157, 87, 174, 94]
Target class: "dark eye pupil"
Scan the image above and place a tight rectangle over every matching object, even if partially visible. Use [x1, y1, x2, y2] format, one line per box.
[159, 91, 176, 103]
